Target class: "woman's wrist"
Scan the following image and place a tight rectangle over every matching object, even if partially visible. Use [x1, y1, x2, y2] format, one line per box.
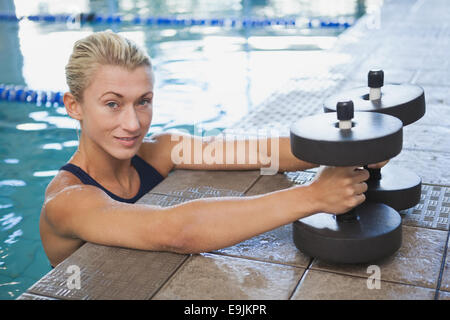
[284, 183, 321, 220]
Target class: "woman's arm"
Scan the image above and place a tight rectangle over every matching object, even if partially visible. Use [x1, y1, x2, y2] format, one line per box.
[43, 166, 368, 254]
[143, 132, 318, 173]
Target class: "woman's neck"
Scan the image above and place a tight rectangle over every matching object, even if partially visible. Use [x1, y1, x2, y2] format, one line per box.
[70, 134, 135, 189]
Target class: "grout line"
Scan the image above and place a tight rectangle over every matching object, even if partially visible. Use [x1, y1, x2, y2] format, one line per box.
[421, 182, 450, 188]
[242, 175, 263, 195]
[288, 258, 314, 300]
[434, 230, 449, 300]
[401, 224, 448, 233]
[401, 147, 450, 155]
[148, 254, 191, 300]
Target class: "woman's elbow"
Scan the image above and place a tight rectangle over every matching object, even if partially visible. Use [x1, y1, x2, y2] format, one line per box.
[143, 212, 198, 254]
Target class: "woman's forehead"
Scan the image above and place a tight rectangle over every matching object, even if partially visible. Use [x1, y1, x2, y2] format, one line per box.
[89, 64, 154, 95]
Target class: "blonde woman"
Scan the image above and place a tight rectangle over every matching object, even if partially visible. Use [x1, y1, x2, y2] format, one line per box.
[40, 30, 384, 268]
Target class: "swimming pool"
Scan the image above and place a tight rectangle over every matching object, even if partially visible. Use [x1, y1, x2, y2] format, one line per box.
[0, 0, 374, 299]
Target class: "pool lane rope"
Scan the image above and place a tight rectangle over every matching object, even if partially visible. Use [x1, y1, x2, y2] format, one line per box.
[0, 12, 354, 29]
[0, 84, 64, 106]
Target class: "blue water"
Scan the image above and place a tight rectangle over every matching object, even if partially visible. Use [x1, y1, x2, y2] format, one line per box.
[0, 0, 370, 299]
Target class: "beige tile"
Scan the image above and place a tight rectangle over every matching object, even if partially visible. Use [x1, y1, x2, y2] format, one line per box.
[215, 224, 311, 268]
[291, 270, 435, 300]
[153, 253, 305, 300]
[403, 124, 450, 153]
[150, 169, 260, 199]
[389, 149, 450, 186]
[28, 243, 188, 300]
[245, 173, 294, 196]
[244, 171, 317, 197]
[310, 226, 447, 289]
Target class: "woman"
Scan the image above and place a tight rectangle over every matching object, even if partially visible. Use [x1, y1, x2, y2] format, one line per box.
[40, 30, 382, 268]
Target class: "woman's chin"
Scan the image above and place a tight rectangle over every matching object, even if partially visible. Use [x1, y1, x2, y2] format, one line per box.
[110, 145, 141, 160]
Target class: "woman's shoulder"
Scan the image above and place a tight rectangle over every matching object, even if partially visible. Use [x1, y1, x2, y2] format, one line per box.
[43, 165, 105, 217]
[45, 166, 83, 200]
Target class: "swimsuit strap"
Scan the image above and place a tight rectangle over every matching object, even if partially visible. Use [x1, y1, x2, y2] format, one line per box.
[59, 154, 164, 203]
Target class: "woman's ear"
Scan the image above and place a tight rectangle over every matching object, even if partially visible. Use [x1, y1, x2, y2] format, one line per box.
[63, 92, 83, 121]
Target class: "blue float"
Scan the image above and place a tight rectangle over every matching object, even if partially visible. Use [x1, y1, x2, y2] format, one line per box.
[0, 12, 353, 29]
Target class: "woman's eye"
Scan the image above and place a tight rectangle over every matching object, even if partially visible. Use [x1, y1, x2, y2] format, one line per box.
[138, 99, 152, 106]
[106, 102, 119, 109]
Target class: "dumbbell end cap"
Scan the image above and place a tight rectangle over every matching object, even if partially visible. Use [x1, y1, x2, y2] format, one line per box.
[368, 69, 384, 88]
[336, 100, 354, 120]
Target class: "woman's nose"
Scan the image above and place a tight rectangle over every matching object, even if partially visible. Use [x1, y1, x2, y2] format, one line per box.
[121, 105, 141, 132]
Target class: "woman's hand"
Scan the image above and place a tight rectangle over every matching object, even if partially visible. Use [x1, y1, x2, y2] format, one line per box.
[306, 166, 370, 215]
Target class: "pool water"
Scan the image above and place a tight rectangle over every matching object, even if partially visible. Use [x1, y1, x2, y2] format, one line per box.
[0, 0, 373, 299]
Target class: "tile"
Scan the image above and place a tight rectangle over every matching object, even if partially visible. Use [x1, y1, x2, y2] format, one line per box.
[27, 242, 189, 300]
[25, 171, 307, 300]
[291, 270, 435, 300]
[227, 80, 345, 134]
[149, 169, 258, 199]
[403, 124, 450, 154]
[310, 226, 447, 289]
[152, 253, 305, 300]
[419, 85, 450, 106]
[389, 149, 450, 186]
[244, 173, 294, 196]
[414, 103, 450, 128]
[414, 70, 450, 86]
[215, 224, 312, 268]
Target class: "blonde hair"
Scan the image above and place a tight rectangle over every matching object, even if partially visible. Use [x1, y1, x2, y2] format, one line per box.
[65, 30, 151, 102]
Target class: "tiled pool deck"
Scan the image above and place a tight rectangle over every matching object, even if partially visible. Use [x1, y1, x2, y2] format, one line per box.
[18, 0, 450, 300]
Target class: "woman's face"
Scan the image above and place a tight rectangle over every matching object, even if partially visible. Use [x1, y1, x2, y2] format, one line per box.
[80, 64, 154, 160]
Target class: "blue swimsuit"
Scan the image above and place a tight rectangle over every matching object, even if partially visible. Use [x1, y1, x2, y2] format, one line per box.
[59, 154, 164, 203]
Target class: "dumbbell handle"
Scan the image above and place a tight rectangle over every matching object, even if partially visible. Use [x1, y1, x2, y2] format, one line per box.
[369, 87, 381, 100]
[364, 165, 382, 180]
[336, 208, 358, 222]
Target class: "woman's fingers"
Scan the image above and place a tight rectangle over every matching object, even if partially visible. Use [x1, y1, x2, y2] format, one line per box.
[354, 182, 368, 195]
[352, 167, 370, 182]
[353, 193, 366, 206]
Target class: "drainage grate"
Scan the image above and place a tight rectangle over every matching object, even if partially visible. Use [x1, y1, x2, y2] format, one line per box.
[400, 184, 450, 231]
[285, 171, 316, 185]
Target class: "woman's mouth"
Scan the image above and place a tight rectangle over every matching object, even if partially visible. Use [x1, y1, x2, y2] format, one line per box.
[115, 135, 140, 147]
